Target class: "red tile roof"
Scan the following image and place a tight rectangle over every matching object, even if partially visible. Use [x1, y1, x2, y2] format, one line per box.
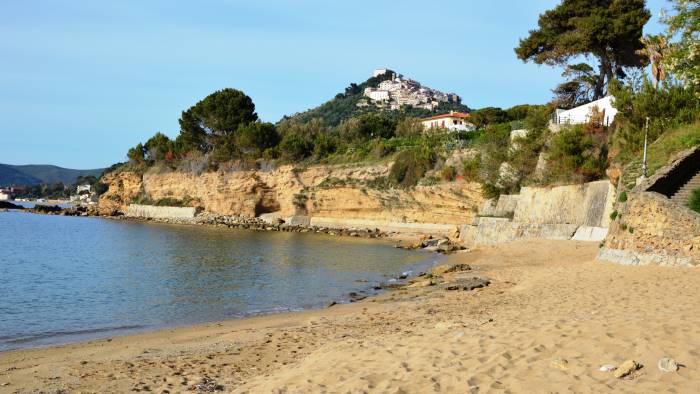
[421, 112, 470, 121]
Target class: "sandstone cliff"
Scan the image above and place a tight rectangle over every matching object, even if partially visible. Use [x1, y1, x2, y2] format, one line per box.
[99, 164, 483, 225]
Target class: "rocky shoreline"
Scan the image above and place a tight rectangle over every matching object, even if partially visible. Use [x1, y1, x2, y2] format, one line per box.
[3, 203, 468, 256]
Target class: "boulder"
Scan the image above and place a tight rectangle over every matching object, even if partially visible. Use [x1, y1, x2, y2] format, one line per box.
[657, 357, 679, 373]
[613, 360, 639, 378]
[442, 277, 490, 291]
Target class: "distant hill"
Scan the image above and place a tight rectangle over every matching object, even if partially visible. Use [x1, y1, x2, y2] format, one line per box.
[279, 69, 471, 127]
[0, 164, 105, 187]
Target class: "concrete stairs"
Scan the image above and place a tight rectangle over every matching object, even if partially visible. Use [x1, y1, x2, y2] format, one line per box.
[671, 170, 700, 206]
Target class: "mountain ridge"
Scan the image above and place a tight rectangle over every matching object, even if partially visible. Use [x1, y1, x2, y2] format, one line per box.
[0, 163, 105, 187]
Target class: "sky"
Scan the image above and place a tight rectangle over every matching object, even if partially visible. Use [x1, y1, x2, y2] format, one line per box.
[0, 0, 668, 169]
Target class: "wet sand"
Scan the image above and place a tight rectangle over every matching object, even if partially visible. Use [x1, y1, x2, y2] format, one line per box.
[1, 239, 699, 393]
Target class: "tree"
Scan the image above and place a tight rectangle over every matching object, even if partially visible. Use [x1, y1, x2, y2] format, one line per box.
[127, 143, 146, 163]
[637, 34, 672, 89]
[235, 122, 280, 158]
[515, 0, 651, 99]
[143, 132, 173, 162]
[469, 107, 508, 129]
[553, 64, 598, 108]
[178, 88, 258, 153]
[663, 0, 700, 91]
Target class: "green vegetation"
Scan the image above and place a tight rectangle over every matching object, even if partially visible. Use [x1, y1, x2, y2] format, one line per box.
[690, 188, 700, 213]
[663, 1, 700, 92]
[618, 191, 628, 203]
[389, 146, 437, 187]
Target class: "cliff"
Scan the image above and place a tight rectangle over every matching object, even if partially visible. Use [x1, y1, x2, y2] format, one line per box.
[99, 164, 483, 226]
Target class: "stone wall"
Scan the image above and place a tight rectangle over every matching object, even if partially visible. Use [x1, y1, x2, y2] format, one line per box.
[462, 180, 615, 246]
[599, 191, 700, 267]
[514, 180, 615, 227]
[126, 204, 197, 220]
[461, 218, 578, 246]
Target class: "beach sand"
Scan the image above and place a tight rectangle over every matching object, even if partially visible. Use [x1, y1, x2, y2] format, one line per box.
[1, 239, 699, 393]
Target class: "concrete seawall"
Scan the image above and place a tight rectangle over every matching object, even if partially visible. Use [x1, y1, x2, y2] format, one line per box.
[126, 204, 197, 220]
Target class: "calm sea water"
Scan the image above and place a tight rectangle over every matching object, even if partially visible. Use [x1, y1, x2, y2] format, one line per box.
[0, 211, 439, 351]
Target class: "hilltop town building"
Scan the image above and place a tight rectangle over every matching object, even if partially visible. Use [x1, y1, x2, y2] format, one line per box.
[362, 69, 461, 111]
[420, 112, 473, 132]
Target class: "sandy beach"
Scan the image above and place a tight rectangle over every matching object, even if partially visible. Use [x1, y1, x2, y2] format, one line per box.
[1, 239, 698, 393]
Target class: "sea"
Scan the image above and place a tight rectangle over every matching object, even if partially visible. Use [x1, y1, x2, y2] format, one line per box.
[0, 209, 440, 351]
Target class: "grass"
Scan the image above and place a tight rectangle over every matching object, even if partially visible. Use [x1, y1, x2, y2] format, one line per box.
[621, 121, 700, 188]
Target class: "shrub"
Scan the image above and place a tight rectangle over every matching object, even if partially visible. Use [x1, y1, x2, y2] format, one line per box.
[441, 165, 457, 181]
[689, 188, 700, 214]
[610, 210, 619, 221]
[545, 125, 607, 183]
[389, 146, 437, 187]
[618, 191, 628, 203]
[461, 154, 481, 181]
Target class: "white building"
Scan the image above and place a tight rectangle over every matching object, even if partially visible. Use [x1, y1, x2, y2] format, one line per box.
[365, 89, 390, 102]
[420, 112, 474, 132]
[553, 96, 618, 126]
[76, 184, 91, 194]
[0, 188, 12, 201]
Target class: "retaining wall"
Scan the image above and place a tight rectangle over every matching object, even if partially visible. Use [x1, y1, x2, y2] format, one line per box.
[126, 204, 197, 220]
[514, 180, 615, 227]
[599, 192, 700, 267]
[462, 180, 615, 246]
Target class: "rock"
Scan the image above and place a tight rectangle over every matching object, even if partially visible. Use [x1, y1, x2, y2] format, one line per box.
[551, 357, 569, 370]
[408, 279, 436, 288]
[434, 263, 472, 275]
[657, 357, 679, 373]
[443, 277, 490, 291]
[327, 301, 337, 308]
[598, 364, 617, 372]
[434, 322, 454, 330]
[613, 360, 639, 378]
[188, 376, 223, 392]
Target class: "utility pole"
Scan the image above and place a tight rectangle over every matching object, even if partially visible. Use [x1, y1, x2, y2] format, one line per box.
[642, 117, 649, 178]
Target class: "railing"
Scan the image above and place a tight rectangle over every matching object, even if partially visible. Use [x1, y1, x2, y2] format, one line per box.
[551, 113, 612, 126]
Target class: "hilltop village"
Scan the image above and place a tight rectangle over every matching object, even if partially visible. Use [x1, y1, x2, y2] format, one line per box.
[359, 69, 462, 111]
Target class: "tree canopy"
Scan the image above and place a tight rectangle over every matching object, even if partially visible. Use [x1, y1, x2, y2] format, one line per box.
[515, 0, 650, 100]
[177, 88, 258, 153]
[663, 0, 700, 90]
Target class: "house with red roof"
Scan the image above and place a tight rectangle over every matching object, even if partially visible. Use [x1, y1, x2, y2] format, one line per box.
[420, 111, 474, 132]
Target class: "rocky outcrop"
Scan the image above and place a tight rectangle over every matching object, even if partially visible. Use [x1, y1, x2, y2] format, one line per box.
[98, 171, 143, 215]
[99, 163, 483, 227]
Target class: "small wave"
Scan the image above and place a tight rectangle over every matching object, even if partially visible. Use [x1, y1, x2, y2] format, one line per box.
[1, 324, 145, 345]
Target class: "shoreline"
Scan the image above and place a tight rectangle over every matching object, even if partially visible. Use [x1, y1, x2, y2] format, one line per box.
[3, 239, 699, 392]
[4, 206, 467, 253]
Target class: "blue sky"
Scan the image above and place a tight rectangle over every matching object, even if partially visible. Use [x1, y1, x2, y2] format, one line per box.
[1, 0, 668, 168]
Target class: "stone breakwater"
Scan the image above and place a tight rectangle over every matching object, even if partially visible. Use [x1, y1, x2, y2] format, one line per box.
[120, 211, 388, 239]
[112, 212, 467, 254]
